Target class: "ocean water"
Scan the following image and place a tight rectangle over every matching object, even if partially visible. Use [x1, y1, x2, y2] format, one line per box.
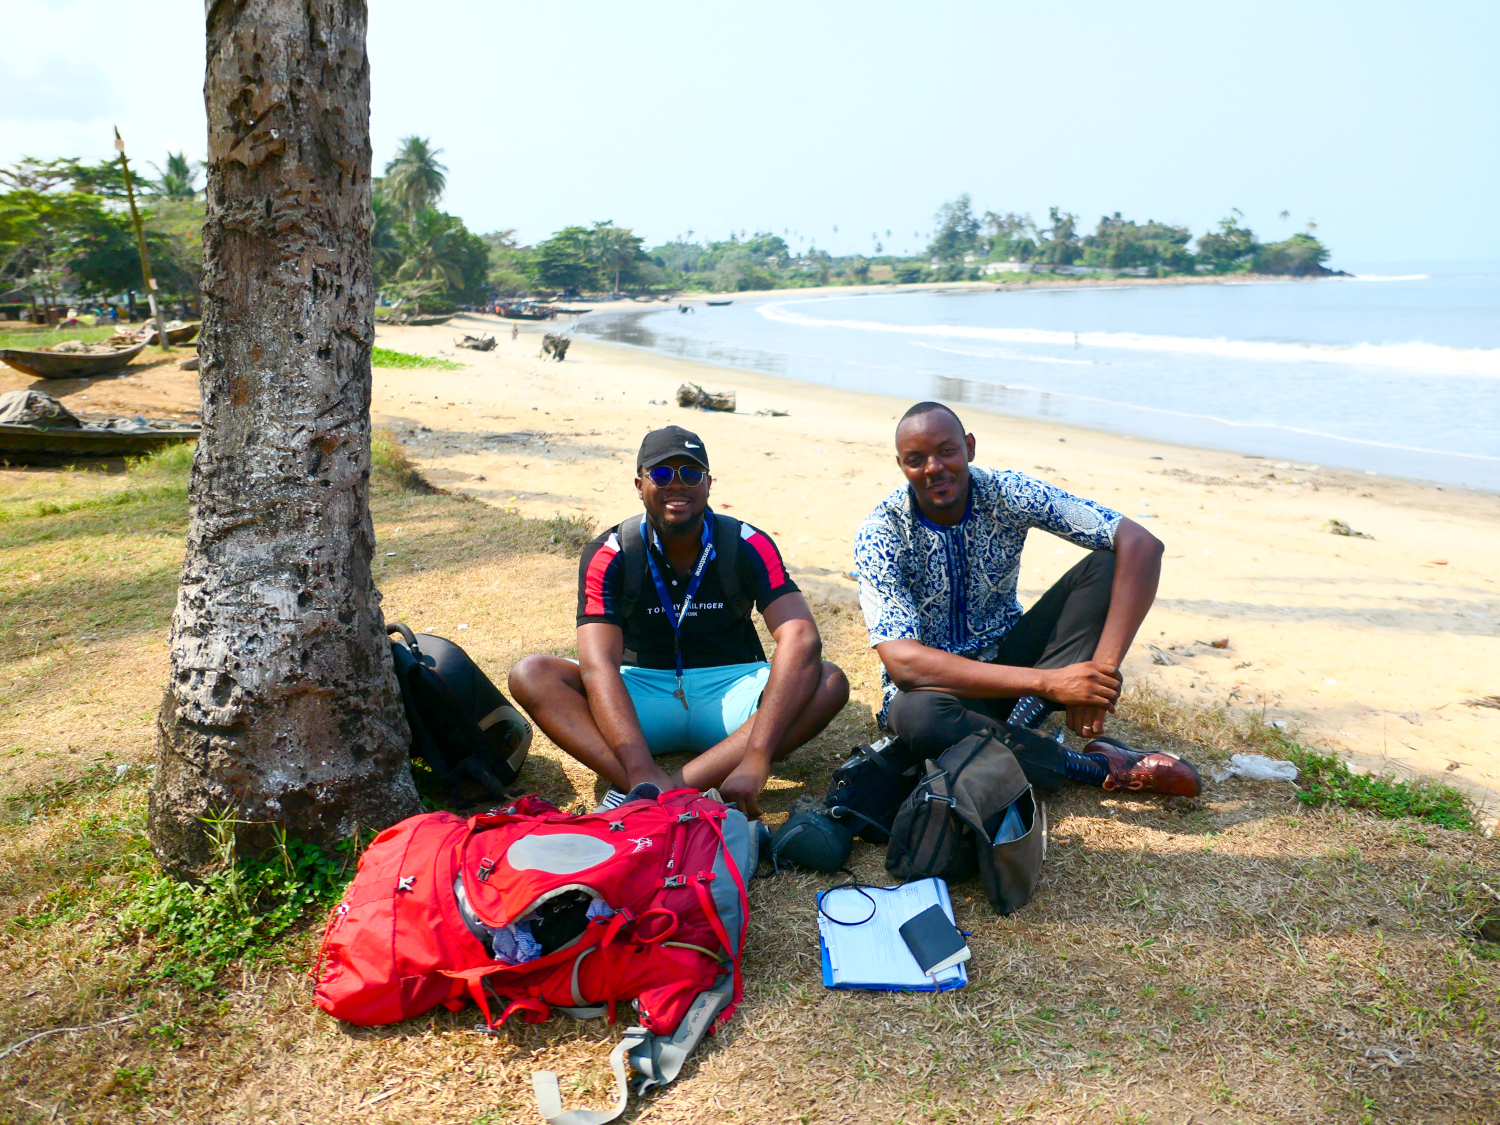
[575, 264, 1500, 490]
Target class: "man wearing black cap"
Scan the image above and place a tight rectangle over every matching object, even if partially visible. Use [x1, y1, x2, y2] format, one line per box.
[509, 425, 850, 816]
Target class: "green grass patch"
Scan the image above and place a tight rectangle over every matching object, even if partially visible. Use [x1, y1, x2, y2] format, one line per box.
[0, 442, 193, 525]
[372, 346, 464, 371]
[1286, 743, 1476, 831]
[0, 325, 120, 351]
[119, 819, 353, 987]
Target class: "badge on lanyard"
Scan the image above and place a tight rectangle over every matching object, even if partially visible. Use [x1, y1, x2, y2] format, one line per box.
[643, 514, 715, 710]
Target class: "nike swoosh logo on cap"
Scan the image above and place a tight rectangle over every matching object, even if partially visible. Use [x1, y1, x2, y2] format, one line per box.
[685, 442, 701, 448]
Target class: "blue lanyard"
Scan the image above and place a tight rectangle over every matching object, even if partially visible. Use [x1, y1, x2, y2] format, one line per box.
[642, 512, 715, 707]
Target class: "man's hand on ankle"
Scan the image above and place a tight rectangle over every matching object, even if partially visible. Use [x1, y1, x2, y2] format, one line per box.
[1066, 703, 1111, 739]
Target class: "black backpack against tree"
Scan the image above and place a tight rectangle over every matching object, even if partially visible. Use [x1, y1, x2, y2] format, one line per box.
[387, 624, 532, 800]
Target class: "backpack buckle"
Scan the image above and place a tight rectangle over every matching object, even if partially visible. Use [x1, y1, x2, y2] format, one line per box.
[608, 821, 627, 832]
[676, 811, 698, 823]
[923, 793, 955, 807]
[661, 874, 686, 888]
[477, 858, 495, 882]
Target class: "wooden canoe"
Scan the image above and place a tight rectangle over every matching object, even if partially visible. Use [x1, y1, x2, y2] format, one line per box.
[142, 323, 200, 346]
[0, 422, 198, 464]
[401, 314, 455, 326]
[0, 341, 150, 379]
[705, 300, 733, 306]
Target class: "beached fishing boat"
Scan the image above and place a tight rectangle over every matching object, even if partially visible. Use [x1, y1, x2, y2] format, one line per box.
[497, 304, 555, 321]
[706, 300, 733, 306]
[401, 313, 455, 327]
[0, 341, 149, 380]
[0, 421, 199, 464]
[143, 322, 200, 346]
[0, 389, 198, 465]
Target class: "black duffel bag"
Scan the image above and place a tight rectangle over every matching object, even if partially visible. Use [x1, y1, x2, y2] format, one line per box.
[388, 622, 531, 799]
[886, 728, 1048, 915]
[823, 735, 922, 844]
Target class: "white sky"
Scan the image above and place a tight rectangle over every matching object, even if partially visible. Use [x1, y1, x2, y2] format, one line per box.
[2, 0, 1496, 266]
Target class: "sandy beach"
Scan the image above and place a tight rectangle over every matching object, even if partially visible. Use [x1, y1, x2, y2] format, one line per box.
[367, 303, 1500, 816]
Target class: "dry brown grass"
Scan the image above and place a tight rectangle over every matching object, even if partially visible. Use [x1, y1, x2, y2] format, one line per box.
[1, 448, 1497, 1124]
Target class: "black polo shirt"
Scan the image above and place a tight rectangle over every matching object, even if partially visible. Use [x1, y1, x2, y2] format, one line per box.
[576, 510, 799, 669]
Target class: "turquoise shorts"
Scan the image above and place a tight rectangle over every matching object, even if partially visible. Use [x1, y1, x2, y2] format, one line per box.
[620, 661, 770, 756]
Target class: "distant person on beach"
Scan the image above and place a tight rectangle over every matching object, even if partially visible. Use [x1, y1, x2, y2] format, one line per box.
[853, 401, 1199, 797]
[510, 425, 850, 816]
[511, 324, 518, 340]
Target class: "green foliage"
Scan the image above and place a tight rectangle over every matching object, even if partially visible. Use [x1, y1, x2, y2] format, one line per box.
[147, 153, 200, 201]
[928, 194, 980, 262]
[1082, 213, 1193, 272]
[1287, 743, 1475, 831]
[1253, 232, 1331, 276]
[384, 136, 447, 217]
[120, 819, 352, 981]
[1034, 207, 1082, 265]
[371, 346, 464, 370]
[532, 225, 598, 290]
[1197, 209, 1257, 272]
[981, 211, 1037, 262]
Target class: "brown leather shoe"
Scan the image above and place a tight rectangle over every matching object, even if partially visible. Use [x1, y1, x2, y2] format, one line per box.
[1086, 736, 1200, 797]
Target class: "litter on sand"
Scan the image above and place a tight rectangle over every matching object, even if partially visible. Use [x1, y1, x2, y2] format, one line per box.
[1211, 753, 1299, 783]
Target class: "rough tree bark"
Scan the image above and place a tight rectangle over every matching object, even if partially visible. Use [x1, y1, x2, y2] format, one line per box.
[149, 0, 420, 874]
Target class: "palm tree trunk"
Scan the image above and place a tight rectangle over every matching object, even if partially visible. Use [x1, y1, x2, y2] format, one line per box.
[150, 0, 420, 875]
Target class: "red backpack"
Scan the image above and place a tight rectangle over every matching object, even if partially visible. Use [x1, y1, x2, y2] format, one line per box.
[314, 788, 756, 1123]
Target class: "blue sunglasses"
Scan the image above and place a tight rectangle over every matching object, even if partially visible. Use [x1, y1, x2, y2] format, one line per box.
[645, 464, 707, 487]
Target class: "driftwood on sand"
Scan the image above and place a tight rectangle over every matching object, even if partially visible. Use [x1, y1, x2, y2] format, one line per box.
[677, 382, 735, 412]
[540, 333, 571, 361]
[456, 334, 496, 352]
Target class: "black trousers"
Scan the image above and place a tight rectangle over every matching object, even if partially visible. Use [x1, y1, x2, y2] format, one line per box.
[885, 549, 1116, 793]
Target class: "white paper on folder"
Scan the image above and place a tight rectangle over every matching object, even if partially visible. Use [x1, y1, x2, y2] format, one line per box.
[818, 878, 964, 989]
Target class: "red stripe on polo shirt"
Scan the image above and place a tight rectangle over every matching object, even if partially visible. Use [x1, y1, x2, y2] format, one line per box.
[583, 532, 620, 616]
[739, 523, 787, 588]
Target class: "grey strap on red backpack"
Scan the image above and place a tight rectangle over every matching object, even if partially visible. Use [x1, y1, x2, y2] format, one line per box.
[531, 972, 734, 1125]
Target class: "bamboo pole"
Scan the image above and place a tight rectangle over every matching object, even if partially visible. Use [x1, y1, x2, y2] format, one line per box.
[114, 127, 172, 349]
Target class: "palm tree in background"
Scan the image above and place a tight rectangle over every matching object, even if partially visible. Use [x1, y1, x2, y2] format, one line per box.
[395, 207, 465, 297]
[370, 180, 403, 279]
[384, 137, 447, 217]
[149, 152, 201, 200]
[589, 221, 643, 294]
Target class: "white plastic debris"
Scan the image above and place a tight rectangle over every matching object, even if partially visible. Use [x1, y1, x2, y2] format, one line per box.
[1212, 753, 1299, 783]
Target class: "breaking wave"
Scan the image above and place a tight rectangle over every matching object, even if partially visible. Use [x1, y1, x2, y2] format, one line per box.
[759, 300, 1500, 377]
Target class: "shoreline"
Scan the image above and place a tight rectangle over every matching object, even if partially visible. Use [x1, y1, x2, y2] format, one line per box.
[571, 287, 1500, 497]
[362, 313, 1500, 817]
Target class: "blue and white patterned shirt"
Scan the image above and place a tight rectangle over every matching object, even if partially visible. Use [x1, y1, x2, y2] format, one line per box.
[854, 466, 1123, 725]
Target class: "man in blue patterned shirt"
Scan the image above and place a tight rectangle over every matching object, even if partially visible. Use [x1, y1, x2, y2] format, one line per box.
[853, 402, 1199, 796]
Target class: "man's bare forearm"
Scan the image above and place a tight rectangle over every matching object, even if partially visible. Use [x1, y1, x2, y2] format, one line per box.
[742, 620, 822, 760]
[876, 639, 1048, 699]
[1092, 518, 1163, 669]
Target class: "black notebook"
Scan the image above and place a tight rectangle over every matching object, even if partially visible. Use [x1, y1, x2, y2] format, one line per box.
[897, 903, 971, 978]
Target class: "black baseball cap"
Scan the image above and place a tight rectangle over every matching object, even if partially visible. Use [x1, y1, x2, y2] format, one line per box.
[637, 425, 710, 471]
